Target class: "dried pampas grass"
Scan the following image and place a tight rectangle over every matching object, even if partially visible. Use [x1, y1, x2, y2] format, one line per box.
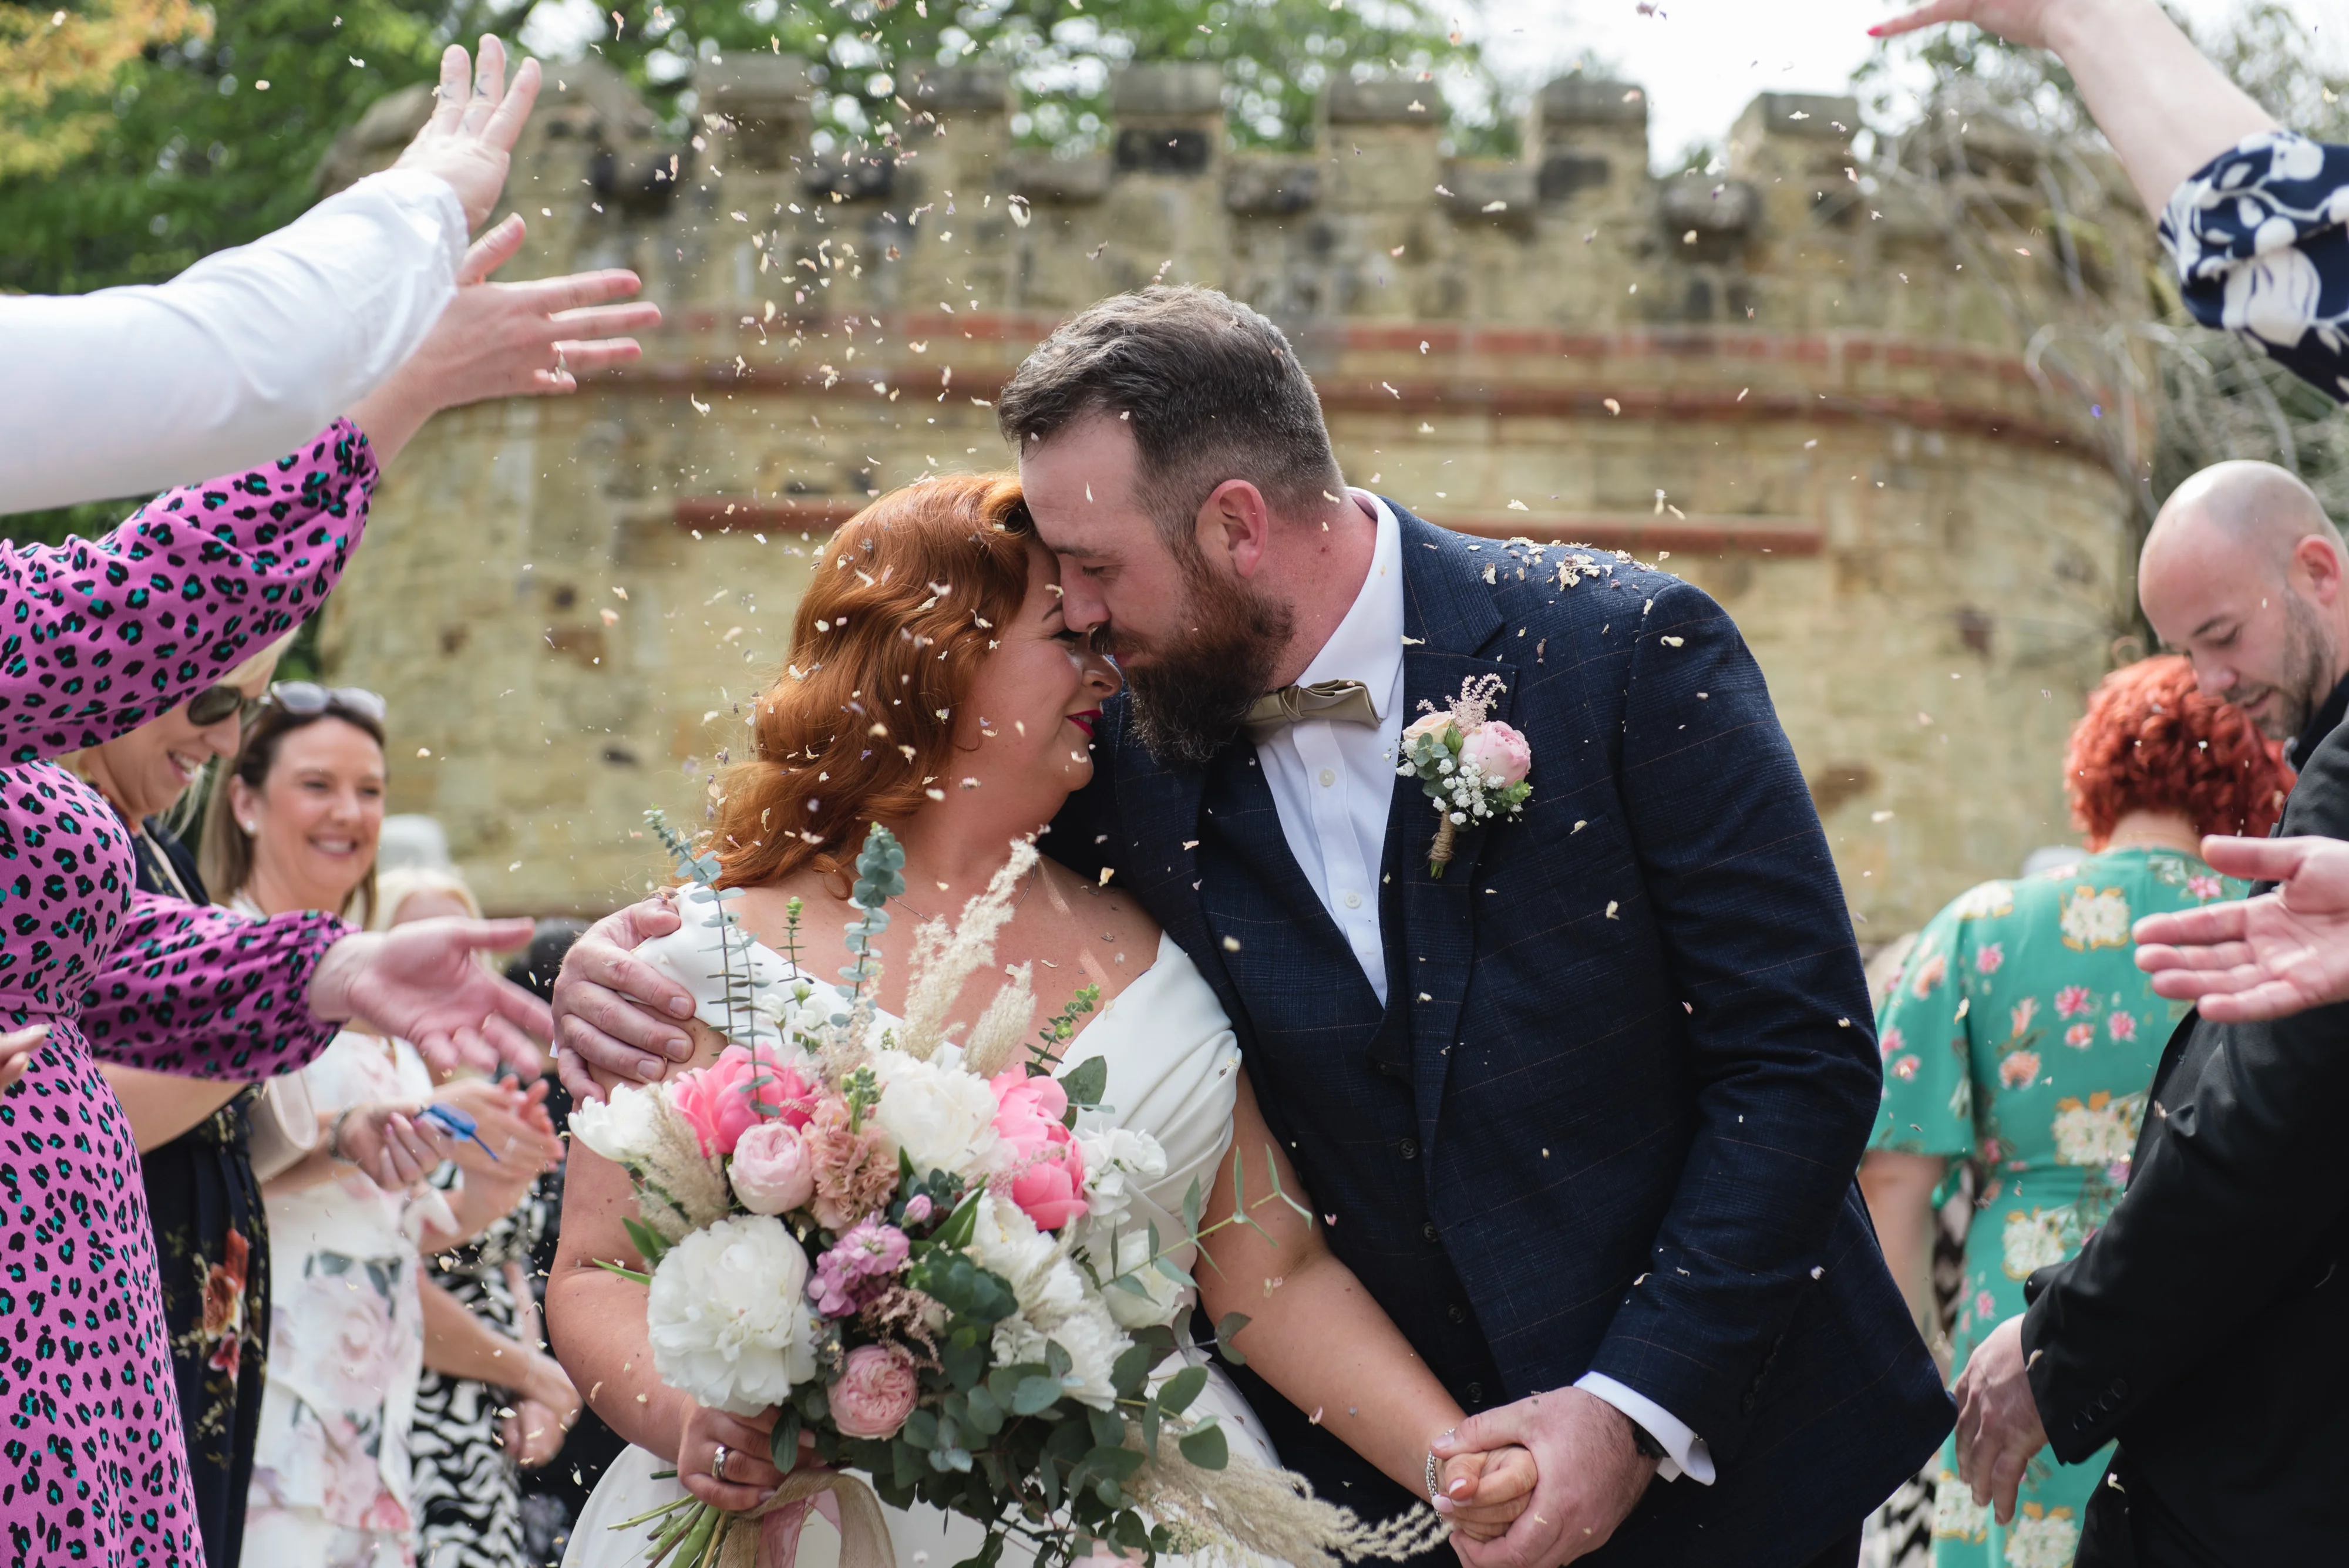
[1124, 1429, 1450, 1568]
[894, 839, 1040, 1063]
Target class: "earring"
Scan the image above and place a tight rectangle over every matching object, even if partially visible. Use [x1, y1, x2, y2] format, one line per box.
[239, 820, 257, 834]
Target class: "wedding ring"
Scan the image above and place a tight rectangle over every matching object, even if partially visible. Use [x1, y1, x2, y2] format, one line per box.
[714, 1442, 732, 1482]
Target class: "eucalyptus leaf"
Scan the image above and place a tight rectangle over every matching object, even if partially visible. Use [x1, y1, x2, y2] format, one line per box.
[1177, 1421, 1229, 1469]
[1156, 1365, 1208, 1416]
[1214, 1312, 1252, 1367]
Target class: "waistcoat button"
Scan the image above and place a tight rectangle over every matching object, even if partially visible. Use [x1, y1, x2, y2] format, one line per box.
[1421, 1222, 1439, 1243]
[1399, 1138, 1419, 1159]
[1448, 1303, 1467, 1323]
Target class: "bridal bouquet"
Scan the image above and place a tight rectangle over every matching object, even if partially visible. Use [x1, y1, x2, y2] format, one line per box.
[577, 817, 1436, 1568]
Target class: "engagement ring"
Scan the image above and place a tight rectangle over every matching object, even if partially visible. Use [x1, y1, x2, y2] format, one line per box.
[714, 1442, 732, 1482]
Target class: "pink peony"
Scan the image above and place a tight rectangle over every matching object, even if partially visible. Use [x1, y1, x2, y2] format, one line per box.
[2054, 985, 2094, 1019]
[672, 1044, 816, 1157]
[1459, 721, 1532, 787]
[1974, 943, 2003, 975]
[2106, 1011, 2138, 1042]
[830, 1344, 920, 1439]
[2064, 1022, 2095, 1050]
[730, 1122, 817, 1216]
[990, 1072, 1089, 1231]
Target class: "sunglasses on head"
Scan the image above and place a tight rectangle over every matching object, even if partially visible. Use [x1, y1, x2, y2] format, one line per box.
[264, 682, 388, 724]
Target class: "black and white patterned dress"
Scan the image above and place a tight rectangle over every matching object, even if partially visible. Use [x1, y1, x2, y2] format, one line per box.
[413, 1175, 553, 1568]
[2163, 131, 2349, 402]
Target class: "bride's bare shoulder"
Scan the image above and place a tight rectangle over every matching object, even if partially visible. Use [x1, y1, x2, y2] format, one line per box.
[1035, 854, 1165, 996]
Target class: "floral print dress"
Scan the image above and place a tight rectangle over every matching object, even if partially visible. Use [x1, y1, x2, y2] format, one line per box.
[1870, 848, 2247, 1568]
[243, 1029, 437, 1568]
[0, 425, 371, 1566]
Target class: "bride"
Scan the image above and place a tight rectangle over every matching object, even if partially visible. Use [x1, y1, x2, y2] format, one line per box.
[547, 474, 1529, 1567]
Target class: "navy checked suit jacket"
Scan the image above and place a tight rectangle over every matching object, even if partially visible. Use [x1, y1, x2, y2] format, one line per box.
[1051, 506, 1951, 1565]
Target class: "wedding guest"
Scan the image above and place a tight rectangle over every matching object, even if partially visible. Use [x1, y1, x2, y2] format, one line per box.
[1863, 657, 2287, 1568]
[1948, 464, 2349, 1562]
[214, 696, 568, 1567]
[1876, 0, 2348, 403]
[0, 416, 566, 1563]
[379, 870, 582, 1568]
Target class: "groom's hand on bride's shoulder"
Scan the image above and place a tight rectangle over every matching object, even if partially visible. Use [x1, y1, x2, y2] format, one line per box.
[551, 896, 697, 1103]
[1434, 1389, 1654, 1567]
[1433, 1442, 1538, 1543]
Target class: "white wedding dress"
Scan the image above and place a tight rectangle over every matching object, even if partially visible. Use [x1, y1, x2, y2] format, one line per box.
[563, 924, 1282, 1568]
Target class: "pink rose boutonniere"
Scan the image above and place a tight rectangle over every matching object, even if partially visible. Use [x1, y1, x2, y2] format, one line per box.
[1396, 674, 1534, 876]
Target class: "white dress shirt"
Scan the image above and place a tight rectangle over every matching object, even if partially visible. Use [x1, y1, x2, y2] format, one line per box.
[1255, 490, 1716, 1486]
[1, 167, 466, 513]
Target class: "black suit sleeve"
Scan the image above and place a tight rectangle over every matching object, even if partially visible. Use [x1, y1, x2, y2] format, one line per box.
[2021, 725, 2349, 1462]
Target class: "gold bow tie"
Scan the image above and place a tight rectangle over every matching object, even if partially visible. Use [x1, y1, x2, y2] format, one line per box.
[1242, 679, 1381, 742]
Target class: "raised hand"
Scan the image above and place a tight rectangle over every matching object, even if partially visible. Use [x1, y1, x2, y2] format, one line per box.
[2133, 834, 2349, 1021]
[348, 214, 658, 463]
[1952, 1315, 2050, 1525]
[309, 918, 551, 1078]
[552, 896, 698, 1103]
[392, 38, 541, 232]
[1869, 0, 2063, 46]
[435, 1074, 565, 1171]
[334, 1099, 455, 1190]
[1433, 1388, 1654, 1568]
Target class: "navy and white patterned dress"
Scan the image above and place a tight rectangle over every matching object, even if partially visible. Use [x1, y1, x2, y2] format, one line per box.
[2163, 131, 2349, 402]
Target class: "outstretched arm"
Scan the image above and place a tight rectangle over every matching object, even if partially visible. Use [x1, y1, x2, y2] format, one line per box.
[1872, 0, 2277, 214]
[1199, 1075, 1534, 1542]
[0, 38, 543, 512]
[2133, 834, 2349, 1019]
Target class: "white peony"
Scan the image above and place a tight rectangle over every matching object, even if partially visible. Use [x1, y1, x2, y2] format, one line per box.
[1046, 1298, 1129, 1410]
[568, 1082, 667, 1166]
[1076, 1126, 1168, 1231]
[647, 1214, 820, 1415]
[870, 1048, 1002, 1181]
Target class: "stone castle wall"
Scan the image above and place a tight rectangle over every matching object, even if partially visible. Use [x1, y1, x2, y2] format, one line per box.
[319, 58, 2160, 931]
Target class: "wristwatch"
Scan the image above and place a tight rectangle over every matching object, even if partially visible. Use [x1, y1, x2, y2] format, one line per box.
[1627, 1419, 1667, 1464]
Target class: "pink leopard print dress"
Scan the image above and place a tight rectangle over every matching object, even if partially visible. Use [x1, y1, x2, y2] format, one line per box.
[0, 422, 375, 1566]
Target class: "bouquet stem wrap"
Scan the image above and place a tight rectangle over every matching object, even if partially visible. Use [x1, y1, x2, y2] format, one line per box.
[719, 1472, 893, 1568]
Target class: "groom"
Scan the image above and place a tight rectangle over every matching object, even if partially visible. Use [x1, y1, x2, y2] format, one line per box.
[995, 287, 1950, 1567]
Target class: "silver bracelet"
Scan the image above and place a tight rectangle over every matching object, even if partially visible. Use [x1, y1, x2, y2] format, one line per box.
[1426, 1428, 1455, 1507]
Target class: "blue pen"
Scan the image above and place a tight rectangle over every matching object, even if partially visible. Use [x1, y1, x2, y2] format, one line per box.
[419, 1102, 500, 1161]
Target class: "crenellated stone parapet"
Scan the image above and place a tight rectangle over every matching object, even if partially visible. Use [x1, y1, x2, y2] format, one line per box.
[318, 59, 2162, 930]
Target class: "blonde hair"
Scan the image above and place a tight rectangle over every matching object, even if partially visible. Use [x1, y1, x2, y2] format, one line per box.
[369, 867, 483, 931]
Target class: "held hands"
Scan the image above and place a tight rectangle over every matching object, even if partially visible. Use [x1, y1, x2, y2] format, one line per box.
[1431, 1442, 1539, 1545]
[551, 895, 698, 1103]
[1952, 1315, 2051, 1526]
[1432, 1389, 1655, 1568]
[2132, 835, 2349, 1021]
[308, 918, 552, 1078]
[392, 38, 541, 232]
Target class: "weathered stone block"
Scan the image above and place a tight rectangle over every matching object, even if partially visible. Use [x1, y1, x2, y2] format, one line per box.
[1225, 159, 1320, 215]
[1110, 63, 1224, 119]
[1327, 77, 1441, 125]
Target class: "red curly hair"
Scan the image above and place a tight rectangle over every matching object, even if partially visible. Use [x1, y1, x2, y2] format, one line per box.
[2065, 655, 2293, 849]
[708, 474, 1035, 890]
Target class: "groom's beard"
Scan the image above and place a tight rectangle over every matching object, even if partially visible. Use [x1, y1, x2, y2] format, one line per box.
[1110, 562, 1295, 767]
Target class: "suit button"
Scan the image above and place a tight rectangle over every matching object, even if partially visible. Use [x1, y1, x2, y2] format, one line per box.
[1465, 1382, 1484, 1405]
[1399, 1138, 1419, 1160]
[1448, 1304, 1468, 1323]
[1422, 1222, 1439, 1243]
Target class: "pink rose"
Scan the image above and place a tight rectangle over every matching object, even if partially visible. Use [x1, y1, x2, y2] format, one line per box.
[990, 1072, 1089, 1231]
[730, 1122, 817, 1215]
[672, 1045, 820, 1156]
[1459, 721, 1532, 788]
[830, 1344, 920, 1439]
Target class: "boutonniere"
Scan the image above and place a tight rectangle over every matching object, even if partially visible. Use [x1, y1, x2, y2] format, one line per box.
[1395, 674, 1533, 877]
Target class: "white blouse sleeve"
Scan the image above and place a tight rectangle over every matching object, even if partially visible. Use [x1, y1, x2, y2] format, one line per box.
[0, 167, 466, 513]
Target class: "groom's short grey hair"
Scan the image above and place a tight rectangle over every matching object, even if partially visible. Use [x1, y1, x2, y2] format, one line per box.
[996, 285, 1344, 548]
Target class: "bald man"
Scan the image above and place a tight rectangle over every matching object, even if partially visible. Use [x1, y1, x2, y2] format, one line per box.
[2138, 460, 2349, 760]
[1951, 462, 2349, 1565]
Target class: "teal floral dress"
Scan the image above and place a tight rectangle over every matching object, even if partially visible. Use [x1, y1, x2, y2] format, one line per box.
[1870, 848, 2247, 1568]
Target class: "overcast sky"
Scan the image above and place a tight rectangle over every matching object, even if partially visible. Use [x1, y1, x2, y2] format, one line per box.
[1473, 0, 2347, 167]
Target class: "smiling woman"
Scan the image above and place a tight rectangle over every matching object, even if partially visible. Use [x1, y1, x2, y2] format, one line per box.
[200, 684, 392, 923]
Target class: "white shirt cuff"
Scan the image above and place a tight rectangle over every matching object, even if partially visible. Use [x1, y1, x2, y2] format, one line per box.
[1574, 1372, 1715, 1485]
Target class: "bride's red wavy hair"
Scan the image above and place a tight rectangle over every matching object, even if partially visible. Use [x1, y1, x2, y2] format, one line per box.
[709, 475, 1035, 890]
